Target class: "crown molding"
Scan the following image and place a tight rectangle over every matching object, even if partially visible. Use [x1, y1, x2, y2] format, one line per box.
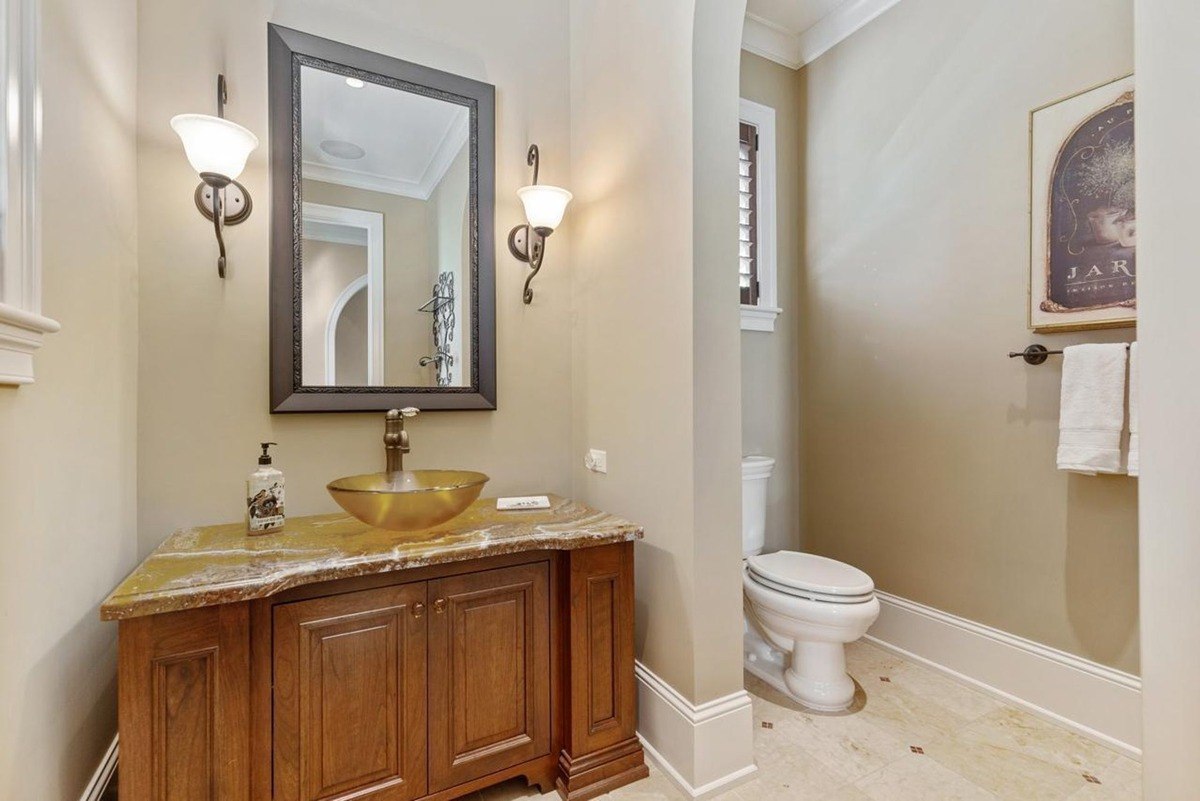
[741, 0, 905, 70]
[741, 13, 802, 70]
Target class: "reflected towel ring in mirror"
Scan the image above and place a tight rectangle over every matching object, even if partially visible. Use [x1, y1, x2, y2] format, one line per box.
[171, 74, 260, 278]
[508, 144, 572, 304]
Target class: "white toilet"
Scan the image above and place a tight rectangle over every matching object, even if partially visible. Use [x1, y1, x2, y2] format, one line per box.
[741, 456, 880, 711]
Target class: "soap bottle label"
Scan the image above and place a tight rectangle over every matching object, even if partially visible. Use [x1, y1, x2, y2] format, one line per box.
[248, 481, 285, 533]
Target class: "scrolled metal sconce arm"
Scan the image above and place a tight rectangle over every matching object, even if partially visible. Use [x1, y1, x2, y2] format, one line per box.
[174, 74, 256, 278]
[508, 143, 568, 305]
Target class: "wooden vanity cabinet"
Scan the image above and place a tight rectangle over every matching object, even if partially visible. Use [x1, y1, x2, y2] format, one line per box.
[118, 544, 645, 801]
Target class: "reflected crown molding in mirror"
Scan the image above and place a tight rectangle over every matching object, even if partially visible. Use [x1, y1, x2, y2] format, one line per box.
[302, 110, 468, 200]
[268, 25, 496, 412]
[0, 0, 61, 386]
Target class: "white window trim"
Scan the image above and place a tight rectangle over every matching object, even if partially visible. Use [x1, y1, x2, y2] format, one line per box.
[0, 0, 58, 385]
[303, 202, 385, 386]
[738, 98, 781, 333]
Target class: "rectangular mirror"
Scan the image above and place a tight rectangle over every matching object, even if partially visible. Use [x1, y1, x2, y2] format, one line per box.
[269, 25, 496, 412]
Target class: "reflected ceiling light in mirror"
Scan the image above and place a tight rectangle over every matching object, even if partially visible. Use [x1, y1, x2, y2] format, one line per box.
[170, 74, 259, 278]
[319, 139, 366, 160]
[508, 144, 571, 304]
[345, 77, 365, 89]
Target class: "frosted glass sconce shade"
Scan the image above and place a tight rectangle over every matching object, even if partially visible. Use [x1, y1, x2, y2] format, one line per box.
[170, 113, 259, 180]
[517, 185, 572, 234]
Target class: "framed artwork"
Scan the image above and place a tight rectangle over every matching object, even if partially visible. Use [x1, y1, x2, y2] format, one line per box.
[1029, 75, 1135, 332]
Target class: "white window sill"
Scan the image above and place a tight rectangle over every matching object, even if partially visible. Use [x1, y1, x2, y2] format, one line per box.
[0, 302, 61, 385]
[741, 304, 781, 332]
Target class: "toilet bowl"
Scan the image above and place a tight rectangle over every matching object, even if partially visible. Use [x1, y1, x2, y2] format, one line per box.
[741, 456, 879, 711]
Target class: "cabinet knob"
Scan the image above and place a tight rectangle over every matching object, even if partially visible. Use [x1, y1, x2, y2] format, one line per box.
[412, 601, 425, 618]
[433, 598, 447, 614]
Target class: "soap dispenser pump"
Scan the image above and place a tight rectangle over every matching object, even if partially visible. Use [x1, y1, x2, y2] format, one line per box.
[247, 441, 285, 534]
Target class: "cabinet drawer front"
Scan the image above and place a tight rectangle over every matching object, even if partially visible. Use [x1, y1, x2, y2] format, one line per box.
[273, 584, 427, 801]
[428, 562, 551, 792]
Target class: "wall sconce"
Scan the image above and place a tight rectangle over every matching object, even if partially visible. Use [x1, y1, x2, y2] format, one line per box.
[170, 75, 259, 278]
[507, 144, 572, 304]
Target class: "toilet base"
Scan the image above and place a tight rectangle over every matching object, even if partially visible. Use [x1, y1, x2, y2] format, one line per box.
[743, 629, 855, 712]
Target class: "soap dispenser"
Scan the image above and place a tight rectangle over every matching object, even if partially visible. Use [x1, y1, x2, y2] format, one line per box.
[247, 442, 285, 534]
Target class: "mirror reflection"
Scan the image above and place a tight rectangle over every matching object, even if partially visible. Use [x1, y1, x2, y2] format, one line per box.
[299, 65, 472, 388]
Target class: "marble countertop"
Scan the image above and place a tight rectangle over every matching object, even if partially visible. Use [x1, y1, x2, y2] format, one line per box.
[101, 495, 642, 620]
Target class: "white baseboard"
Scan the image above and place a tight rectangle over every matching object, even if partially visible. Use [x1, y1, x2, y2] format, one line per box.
[80, 735, 118, 801]
[635, 660, 757, 798]
[867, 591, 1141, 759]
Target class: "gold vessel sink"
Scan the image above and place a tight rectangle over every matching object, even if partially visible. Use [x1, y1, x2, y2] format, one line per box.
[327, 470, 490, 531]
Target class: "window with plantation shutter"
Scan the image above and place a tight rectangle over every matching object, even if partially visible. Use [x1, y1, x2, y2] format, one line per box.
[739, 121, 759, 306]
[739, 98, 780, 332]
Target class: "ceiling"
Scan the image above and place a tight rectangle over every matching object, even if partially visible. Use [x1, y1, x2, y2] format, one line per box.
[746, 0, 844, 36]
[742, 0, 904, 69]
[301, 66, 468, 200]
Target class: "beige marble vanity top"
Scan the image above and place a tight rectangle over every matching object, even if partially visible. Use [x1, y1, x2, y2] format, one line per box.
[101, 495, 642, 620]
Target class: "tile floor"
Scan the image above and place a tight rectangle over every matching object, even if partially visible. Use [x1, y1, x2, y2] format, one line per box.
[476, 641, 1141, 801]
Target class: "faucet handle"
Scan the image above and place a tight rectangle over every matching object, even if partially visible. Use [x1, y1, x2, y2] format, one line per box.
[399, 407, 420, 418]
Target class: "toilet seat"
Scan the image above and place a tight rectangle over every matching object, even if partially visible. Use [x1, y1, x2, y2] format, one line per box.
[746, 551, 874, 604]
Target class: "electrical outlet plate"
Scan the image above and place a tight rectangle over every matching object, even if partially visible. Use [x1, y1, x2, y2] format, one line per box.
[585, 449, 608, 474]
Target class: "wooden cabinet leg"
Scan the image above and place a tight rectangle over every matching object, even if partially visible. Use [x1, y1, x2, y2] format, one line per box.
[557, 542, 648, 800]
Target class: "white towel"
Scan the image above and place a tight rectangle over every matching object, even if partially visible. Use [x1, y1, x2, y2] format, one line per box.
[1057, 344, 1128, 475]
[1127, 342, 1139, 477]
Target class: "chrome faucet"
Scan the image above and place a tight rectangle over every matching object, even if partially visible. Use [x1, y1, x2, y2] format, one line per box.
[384, 407, 419, 473]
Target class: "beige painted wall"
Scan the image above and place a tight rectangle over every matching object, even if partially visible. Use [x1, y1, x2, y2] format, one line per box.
[739, 52, 804, 554]
[690, 0, 752, 705]
[335, 287, 369, 385]
[799, 0, 1139, 673]
[569, 0, 748, 709]
[300, 238, 367, 384]
[1135, 0, 1200, 790]
[136, 0, 573, 556]
[569, 0, 700, 699]
[0, 0, 138, 797]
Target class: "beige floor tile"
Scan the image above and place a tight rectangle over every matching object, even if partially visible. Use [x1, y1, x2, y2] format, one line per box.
[603, 765, 688, 801]
[772, 706, 913, 784]
[1063, 755, 1142, 801]
[873, 659, 1004, 723]
[921, 707, 1124, 801]
[967, 707, 1123, 775]
[853, 752, 997, 800]
[854, 678, 971, 746]
[845, 641, 906, 675]
[732, 748, 851, 801]
[813, 784, 876, 801]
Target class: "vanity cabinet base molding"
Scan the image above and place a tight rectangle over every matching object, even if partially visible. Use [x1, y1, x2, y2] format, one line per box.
[117, 544, 644, 801]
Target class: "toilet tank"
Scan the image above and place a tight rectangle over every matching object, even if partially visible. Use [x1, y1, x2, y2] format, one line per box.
[741, 456, 775, 557]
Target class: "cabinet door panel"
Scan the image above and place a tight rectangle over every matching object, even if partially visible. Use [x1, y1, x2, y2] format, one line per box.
[428, 562, 550, 792]
[118, 604, 251, 801]
[273, 584, 427, 801]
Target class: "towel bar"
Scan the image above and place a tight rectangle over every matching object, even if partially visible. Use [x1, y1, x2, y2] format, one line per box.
[1008, 343, 1130, 365]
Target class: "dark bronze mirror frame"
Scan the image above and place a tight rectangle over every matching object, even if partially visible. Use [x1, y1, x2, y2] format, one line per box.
[268, 24, 497, 412]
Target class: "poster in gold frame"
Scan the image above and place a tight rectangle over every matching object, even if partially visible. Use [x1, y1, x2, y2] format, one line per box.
[1029, 75, 1136, 333]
